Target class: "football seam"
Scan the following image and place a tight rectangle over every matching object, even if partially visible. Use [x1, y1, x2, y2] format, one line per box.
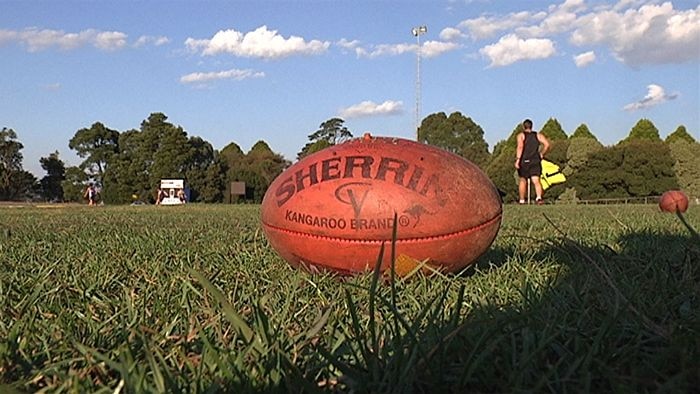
[261, 211, 502, 244]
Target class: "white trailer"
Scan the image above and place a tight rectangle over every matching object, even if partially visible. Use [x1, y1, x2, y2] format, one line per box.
[159, 179, 187, 205]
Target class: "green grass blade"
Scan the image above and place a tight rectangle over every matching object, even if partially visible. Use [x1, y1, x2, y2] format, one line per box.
[189, 269, 254, 343]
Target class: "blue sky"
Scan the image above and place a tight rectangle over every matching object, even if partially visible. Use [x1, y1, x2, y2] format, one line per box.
[1, 0, 698, 177]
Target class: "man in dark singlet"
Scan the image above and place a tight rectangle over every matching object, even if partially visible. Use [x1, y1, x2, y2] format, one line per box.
[515, 119, 550, 204]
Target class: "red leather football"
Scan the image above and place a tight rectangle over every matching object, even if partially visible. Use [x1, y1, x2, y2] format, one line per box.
[659, 190, 689, 213]
[261, 135, 503, 275]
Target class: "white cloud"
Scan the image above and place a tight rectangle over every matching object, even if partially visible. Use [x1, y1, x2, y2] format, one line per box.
[0, 28, 127, 51]
[185, 25, 330, 59]
[480, 34, 556, 67]
[570, 2, 700, 65]
[517, 4, 582, 38]
[93, 31, 128, 51]
[336, 38, 361, 55]
[339, 100, 403, 119]
[559, 0, 586, 12]
[421, 40, 461, 58]
[355, 40, 458, 59]
[356, 42, 416, 58]
[458, 11, 547, 40]
[623, 84, 679, 111]
[354, 47, 368, 57]
[612, 0, 650, 12]
[180, 68, 265, 84]
[0, 29, 18, 45]
[134, 35, 170, 47]
[453, 1, 698, 67]
[336, 38, 360, 49]
[574, 50, 596, 67]
[439, 27, 463, 41]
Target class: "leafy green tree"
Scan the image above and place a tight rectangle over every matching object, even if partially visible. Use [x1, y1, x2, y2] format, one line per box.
[310, 118, 352, 145]
[565, 124, 604, 194]
[669, 141, 700, 199]
[106, 112, 192, 201]
[0, 128, 39, 200]
[61, 166, 88, 202]
[195, 155, 226, 203]
[297, 140, 332, 161]
[572, 141, 677, 200]
[543, 139, 570, 199]
[221, 142, 247, 201]
[4, 170, 39, 200]
[570, 123, 598, 141]
[490, 123, 521, 160]
[490, 140, 508, 163]
[486, 146, 518, 203]
[621, 141, 677, 196]
[69, 122, 119, 186]
[298, 118, 352, 160]
[249, 141, 289, 183]
[184, 136, 225, 203]
[0, 127, 26, 199]
[236, 141, 290, 202]
[221, 142, 245, 163]
[665, 125, 696, 144]
[146, 113, 193, 185]
[623, 118, 661, 143]
[237, 168, 268, 202]
[572, 147, 627, 199]
[418, 112, 490, 168]
[539, 118, 568, 141]
[101, 113, 225, 203]
[102, 129, 146, 203]
[563, 137, 603, 177]
[486, 123, 528, 203]
[184, 136, 215, 173]
[39, 151, 66, 201]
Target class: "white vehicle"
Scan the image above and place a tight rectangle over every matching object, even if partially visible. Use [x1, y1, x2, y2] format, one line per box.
[159, 179, 187, 205]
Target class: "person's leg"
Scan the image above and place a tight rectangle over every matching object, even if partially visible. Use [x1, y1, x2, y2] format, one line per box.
[531, 176, 544, 202]
[518, 177, 527, 203]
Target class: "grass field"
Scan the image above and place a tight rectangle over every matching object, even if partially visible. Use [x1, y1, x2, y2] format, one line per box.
[1, 204, 698, 393]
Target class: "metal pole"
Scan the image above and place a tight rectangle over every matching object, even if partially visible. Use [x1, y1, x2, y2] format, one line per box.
[415, 33, 421, 139]
[412, 26, 427, 140]
[527, 178, 531, 204]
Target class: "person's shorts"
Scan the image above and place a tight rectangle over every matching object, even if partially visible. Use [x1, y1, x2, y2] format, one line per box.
[518, 159, 542, 178]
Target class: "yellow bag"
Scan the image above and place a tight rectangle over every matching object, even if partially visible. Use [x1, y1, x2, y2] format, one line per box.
[540, 160, 566, 191]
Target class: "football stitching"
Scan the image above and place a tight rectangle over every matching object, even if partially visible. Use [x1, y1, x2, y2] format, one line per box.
[261, 211, 502, 244]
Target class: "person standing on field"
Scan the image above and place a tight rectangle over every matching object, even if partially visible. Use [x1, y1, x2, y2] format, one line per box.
[515, 119, 550, 205]
[84, 183, 97, 206]
[155, 188, 166, 205]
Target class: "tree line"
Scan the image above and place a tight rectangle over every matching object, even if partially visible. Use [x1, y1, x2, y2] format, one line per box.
[1, 112, 697, 204]
[417, 112, 698, 203]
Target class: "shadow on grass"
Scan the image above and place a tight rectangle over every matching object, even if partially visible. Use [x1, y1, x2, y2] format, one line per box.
[181, 220, 699, 393]
[313, 220, 699, 393]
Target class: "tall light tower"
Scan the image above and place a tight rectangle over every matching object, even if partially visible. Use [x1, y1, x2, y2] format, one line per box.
[412, 25, 427, 140]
